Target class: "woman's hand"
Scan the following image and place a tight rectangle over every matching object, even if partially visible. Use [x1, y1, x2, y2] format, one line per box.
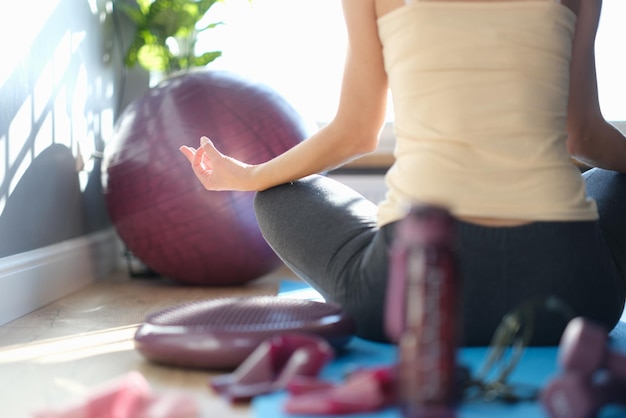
[179, 136, 258, 192]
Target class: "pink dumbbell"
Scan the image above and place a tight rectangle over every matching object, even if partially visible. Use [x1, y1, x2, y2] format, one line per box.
[541, 371, 626, 418]
[558, 317, 626, 378]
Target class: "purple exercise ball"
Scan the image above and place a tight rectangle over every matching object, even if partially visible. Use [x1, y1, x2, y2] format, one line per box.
[104, 70, 309, 285]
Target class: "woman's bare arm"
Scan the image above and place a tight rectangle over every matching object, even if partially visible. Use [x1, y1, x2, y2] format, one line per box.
[181, 0, 389, 192]
[566, 0, 626, 173]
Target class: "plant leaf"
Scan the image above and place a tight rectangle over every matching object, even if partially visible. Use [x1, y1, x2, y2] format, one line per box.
[124, 36, 146, 68]
[136, 0, 153, 14]
[194, 51, 222, 67]
[197, 20, 223, 32]
[137, 44, 173, 72]
[148, 0, 193, 39]
[116, 2, 147, 25]
[197, 0, 220, 16]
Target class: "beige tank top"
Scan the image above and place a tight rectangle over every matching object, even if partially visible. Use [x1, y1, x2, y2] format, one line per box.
[376, 0, 598, 226]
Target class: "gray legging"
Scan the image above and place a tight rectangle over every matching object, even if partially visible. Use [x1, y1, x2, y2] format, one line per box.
[253, 168, 626, 345]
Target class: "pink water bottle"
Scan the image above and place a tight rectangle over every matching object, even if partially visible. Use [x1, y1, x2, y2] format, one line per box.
[385, 204, 460, 418]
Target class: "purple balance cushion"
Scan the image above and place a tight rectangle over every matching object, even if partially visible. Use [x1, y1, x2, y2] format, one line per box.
[134, 296, 355, 369]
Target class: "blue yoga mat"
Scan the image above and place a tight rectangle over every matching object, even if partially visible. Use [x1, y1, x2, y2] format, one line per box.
[251, 281, 626, 418]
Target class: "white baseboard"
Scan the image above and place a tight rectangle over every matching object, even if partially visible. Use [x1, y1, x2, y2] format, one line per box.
[0, 228, 122, 326]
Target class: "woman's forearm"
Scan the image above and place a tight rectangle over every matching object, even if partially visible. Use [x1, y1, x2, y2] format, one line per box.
[250, 120, 380, 191]
[569, 119, 626, 173]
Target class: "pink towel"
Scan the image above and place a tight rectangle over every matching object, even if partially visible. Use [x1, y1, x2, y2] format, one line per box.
[32, 372, 199, 418]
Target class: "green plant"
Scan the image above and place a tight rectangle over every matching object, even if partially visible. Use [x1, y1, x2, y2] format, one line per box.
[117, 0, 234, 75]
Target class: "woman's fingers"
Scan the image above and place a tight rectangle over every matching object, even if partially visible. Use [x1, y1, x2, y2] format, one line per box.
[199, 136, 222, 158]
[179, 140, 218, 189]
[179, 144, 212, 171]
[181, 136, 251, 191]
[192, 146, 206, 168]
[179, 145, 196, 163]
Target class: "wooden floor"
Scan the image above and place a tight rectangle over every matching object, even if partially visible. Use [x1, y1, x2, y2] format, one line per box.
[0, 265, 298, 418]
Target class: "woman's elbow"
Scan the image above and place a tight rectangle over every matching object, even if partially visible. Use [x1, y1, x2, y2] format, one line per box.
[566, 111, 602, 159]
[329, 117, 383, 156]
[355, 134, 380, 154]
[566, 130, 589, 159]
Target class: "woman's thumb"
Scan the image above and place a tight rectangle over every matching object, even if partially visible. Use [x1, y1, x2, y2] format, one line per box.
[200, 136, 219, 155]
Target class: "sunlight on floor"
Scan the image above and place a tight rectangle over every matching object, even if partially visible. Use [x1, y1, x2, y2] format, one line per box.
[0, 325, 139, 364]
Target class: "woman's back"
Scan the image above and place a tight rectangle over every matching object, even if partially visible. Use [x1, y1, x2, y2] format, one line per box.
[376, 0, 597, 226]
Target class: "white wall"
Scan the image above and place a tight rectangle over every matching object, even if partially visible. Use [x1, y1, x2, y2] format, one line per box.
[0, 0, 128, 325]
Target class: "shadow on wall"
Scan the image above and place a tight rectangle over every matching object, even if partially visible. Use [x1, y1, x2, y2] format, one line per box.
[0, 145, 83, 257]
[0, 0, 121, 258]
